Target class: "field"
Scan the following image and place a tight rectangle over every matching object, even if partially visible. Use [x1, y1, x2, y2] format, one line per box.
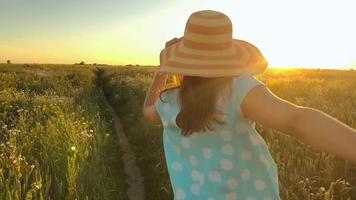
[0, 64, 128, 199]
[98, 66, 356, 200]
[0, 64, 355, 200]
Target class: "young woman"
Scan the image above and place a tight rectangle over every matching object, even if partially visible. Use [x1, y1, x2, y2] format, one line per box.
[143, 10, 356, 200]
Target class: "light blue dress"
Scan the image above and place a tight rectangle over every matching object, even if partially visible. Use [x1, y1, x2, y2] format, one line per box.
[155, 73, 280, 200]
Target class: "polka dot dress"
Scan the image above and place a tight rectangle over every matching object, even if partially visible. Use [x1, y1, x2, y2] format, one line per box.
[155, 73, 281, 200]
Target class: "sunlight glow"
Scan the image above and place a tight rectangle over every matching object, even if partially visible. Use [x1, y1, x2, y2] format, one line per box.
[0, 0, 355, 69]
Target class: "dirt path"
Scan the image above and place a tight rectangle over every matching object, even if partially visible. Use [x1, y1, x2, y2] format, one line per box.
[101, 86, 145, 200]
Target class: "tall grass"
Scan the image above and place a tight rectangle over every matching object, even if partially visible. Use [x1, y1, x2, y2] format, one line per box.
[0, 64, 128, 200]
[99, 66, 356, 200]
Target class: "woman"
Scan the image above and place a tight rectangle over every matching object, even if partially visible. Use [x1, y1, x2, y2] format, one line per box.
[143, 10, 356, 200]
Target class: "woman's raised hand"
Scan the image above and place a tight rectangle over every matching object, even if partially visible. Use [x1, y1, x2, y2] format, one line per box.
[165, 37, 179, 48]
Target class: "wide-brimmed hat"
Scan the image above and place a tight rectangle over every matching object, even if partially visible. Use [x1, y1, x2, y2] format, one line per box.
[157, 10, 268, 77]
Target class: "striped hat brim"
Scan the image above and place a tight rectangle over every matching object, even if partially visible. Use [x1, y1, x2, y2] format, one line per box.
[158, 38, 268, 77]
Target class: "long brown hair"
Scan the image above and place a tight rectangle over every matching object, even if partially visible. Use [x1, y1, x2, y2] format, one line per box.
[159, 75, 233, 137]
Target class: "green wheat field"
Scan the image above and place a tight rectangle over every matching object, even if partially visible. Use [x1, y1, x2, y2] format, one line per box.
[0, 64, 355, 200]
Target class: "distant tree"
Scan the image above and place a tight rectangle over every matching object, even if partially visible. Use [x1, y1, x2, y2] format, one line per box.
[136, 64, 139, 66]
[79, 61, 85, 65]
[7, 60, 11, 64]
[93, 63, 97, 66]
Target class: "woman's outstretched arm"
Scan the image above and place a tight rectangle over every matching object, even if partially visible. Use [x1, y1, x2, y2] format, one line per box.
[241, 85, 356, 164]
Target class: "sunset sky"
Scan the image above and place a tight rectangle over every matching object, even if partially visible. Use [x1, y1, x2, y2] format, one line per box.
[0, 0, 355, 69]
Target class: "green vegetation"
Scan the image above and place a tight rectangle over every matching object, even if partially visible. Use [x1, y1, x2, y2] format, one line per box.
[0, 64, 128, 200]
[1, 64, 355, 199]
[98, 66, 356, 200]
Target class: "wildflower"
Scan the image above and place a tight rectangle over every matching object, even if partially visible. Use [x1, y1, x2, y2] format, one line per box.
[89, 129, 94, 133]
[320, 187, 325, 192]
[16, 108, 24, 113]
[32, 182, 42, 190]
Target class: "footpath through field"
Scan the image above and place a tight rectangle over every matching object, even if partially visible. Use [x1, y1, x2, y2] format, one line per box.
[95, 68, 145, 200]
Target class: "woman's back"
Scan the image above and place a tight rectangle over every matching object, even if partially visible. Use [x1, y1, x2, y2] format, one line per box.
[144, 9, 356, 200]
[156, 73, 280, 200]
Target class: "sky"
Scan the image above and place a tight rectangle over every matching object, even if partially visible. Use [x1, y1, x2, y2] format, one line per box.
[0, 0, 355, 69]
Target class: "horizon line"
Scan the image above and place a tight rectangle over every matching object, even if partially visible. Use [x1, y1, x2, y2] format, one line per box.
[0, 62, 355, 71]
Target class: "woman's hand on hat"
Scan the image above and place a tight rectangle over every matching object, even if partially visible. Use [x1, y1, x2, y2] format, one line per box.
[165, 38, 179, 48]
[160, 38, 179, 65]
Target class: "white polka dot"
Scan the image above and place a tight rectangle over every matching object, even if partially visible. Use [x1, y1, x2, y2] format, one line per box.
[222, 144, 234, 155]
[202, 148, 213, 159]
[181, 138, 191, 149]
[190, 184, 200, 195]
[225, 192, 237, 200]
[264, 197, 273, 200]
[220, 130, 232, 141]
[191, 170, 201, 181]
[254, 180, 266, 191]
[241, 169, 251, 180]
[220, 159, 234, 171]
[227, 179, 238, 189]
[175, 188, 186, 200]
[245, 197, 256, 200]
[241, 150, 252, 160]
[208, 171, 221, 182]
[249, 134, 263, 146]
[189, 155, 198, 166]
[172, 162, 183, 172]
[163, 103, 170, 112]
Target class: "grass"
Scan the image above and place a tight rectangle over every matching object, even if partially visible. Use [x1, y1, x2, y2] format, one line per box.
[0, 64, 128, 200]
[1, 63, 355, 199]
[98, 66, 356, 200]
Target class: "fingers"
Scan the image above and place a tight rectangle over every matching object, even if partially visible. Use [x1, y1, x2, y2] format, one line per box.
[165, 37, 179, 48]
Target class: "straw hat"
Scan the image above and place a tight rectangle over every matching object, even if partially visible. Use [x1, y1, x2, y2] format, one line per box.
[157, 10, 268, 77]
